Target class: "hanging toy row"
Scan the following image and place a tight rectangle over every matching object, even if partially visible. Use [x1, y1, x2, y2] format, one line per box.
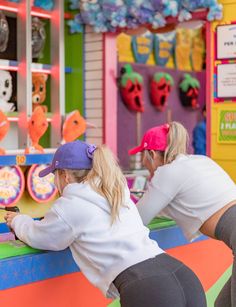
[117, 26, 205, 72]
[0, 11, 47, 61]
[119, 64, 200, 113]
[67, 0, 222, 33]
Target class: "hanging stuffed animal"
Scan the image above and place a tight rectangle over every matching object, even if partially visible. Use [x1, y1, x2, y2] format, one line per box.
[131, 31, 154, 64]
[175, 27, 192, 71]
[32, 72, 48, 112]
[180, 0, 223, 22]
[179, 74, 200, 109]
[62, 110, 87, 144]
[119, 64, 144, 113]
[78, 0, 107, 33]
[0, 110, 9, 155]
[62, 109, 96, 143]
[0, 70, 16, 112]
[32, 17, 46, 60]
[191, 26, 205, 72]
[154, 31, 176, 67]
[150, 72, 174, 111]
[25, 106, 48, 154]
[0, 11, 9, 53]
[101, 0, 127, 31]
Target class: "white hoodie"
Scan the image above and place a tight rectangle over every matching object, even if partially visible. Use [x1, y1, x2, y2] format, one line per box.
[12, 182, 163, 298]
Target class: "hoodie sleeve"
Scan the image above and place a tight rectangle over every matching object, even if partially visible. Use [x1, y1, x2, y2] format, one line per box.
[11, 208, 75, 251]
[136, 164, 183, 225]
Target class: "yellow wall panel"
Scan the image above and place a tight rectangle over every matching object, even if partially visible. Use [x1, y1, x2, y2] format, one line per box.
[210, 0, 236, 182]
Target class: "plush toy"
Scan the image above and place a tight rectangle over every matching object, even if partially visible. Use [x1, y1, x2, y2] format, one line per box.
[62, 110, 87, 144]
[33, 0, 54, 11]
[70, 0, 223, 33]
[154, 31, 176, 67]
[101, 0, 127, 31]
[179, 74, 200, 109]
[191, 27, 205, 72]
[175, 28, 192, 71]
[0, 11, 9, 53]
[150, 72, 174, 111]
[131, 31, 153, 64]
[0, 70, 16, 112]
[0, 110, 9, 155]
[25, 106, 48, 154]
[62, 109, 96, 143]
[119, 64, 144, 113]
[162, 0, 179, 17]
[69, 0, 79, 10]
[180, 0, 223, 22]
[32, 73, 48, 112]
[79, 0, 108, 33]
[126, 0, 165, 30]
[32, 17, 46, 60]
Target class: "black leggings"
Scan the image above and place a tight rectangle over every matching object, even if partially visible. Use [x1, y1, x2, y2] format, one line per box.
[215, 204, 236, 307]
[113, 253, 206, 307]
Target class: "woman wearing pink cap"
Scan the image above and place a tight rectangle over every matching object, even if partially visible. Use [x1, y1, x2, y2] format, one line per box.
[129, 121, 236, 307]
[4, 140, 206, 307]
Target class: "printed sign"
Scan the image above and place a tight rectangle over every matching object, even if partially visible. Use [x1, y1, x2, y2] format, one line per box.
[218, 109, 236, 143]
[27, 164, 57, 203]
[0, 166, 25, 206]
[217, 24, 236, 59]
[217, 63, 236, 98]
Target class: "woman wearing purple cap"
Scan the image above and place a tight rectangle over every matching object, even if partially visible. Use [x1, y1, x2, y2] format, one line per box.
[5, 140, 206, 307]
[129, 121, 236, 306]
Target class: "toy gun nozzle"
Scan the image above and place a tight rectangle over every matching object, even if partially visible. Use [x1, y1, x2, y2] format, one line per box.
[0, 206, 20, 213]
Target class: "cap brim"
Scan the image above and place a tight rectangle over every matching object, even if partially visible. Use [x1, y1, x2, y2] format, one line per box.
[128, 145, 142, 155]
[38, 165, 55, 177]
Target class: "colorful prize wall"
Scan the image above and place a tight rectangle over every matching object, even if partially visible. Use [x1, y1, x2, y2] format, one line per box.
[116, 26, 206, 169]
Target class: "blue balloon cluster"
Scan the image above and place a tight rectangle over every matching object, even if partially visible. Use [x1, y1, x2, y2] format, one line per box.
[67, 0, 223, 33]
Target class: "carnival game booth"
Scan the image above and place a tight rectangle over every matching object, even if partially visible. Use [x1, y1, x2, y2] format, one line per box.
[0, 0, 235, 307]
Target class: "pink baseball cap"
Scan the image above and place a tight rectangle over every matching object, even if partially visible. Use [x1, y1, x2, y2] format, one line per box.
[129, 124, 169, 155]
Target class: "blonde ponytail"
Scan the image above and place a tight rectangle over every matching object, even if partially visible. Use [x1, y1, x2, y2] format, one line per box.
[86, 145, 126, 223]
[164, 121, 189, 164]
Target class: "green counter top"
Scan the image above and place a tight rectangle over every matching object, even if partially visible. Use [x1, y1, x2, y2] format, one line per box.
[148, 217, 176, 230]
[0, 240, 41, 260]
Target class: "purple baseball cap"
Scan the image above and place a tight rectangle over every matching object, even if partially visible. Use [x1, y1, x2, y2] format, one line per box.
[39, 140, 97, 177]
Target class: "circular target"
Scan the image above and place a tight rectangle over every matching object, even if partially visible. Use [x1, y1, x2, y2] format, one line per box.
[27, 164, 57, 203]
[0, 166, 25, 206]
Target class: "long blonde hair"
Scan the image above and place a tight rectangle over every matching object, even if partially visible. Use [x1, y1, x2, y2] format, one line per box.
[65, 145, 126, 223]
[164, 121, 189, 164]
[143, 121, 189, 166]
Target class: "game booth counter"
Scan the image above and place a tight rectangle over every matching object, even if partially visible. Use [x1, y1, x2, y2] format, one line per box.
[0, 0, 236, 306]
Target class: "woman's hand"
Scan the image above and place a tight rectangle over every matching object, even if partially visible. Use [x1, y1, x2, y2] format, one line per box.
[4, 212, 19, 228]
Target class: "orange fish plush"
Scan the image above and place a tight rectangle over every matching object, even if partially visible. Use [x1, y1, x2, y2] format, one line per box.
[62, 110, 87, 144]
[0, 110, 9, 155]
[32, 73, 48, 112]
[25, 106, 48, 154]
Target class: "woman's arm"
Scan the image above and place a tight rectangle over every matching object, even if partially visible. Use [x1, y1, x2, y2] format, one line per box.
[7, 208, 75, 251]
[136, 180, 171, 225]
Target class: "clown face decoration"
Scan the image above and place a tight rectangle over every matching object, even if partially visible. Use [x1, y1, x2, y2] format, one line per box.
[0, 11, 9, 52]
[150, 72, 173, 111]
[120, 64, 144, 113]
[179, 74, 200, 109]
